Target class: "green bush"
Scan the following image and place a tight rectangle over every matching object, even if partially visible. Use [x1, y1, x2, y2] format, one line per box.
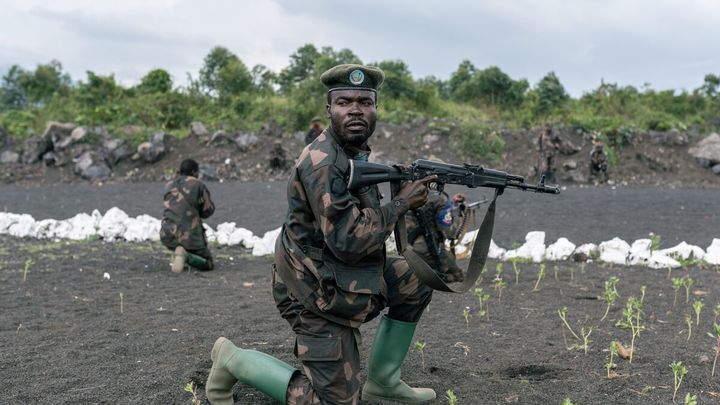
[450, 118, 505, 163]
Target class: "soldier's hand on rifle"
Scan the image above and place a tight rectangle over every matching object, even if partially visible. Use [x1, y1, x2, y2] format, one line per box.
[396, 175, 437, 209]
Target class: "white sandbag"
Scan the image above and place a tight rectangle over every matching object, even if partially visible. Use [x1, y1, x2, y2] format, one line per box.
[0, 213, 24, 234]
[230, 227, 256, 248]
[33, 219, 60, 239]
[574, 243, 598, 259]
[203, 223, 217, 244]
[628, 239, 652, 265]
[7, 214, 36, 238]
[98, 207, 130, 241]
[598, 237, 630, 265]
[123, 214, 160, 242]
[503, 231, 546, 263]
[66, 212, 99, 240]
[648, 252, 681, 269]
[705, 239, 720, 265]
[215, 222, 238, 246]
[545, 237, 576, 261]
[657, 241, 705, 261]
[488, 239, 507, 260]
[252, 227, 281, 256]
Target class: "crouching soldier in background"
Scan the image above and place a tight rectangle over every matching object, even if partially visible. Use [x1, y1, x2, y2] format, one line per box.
[589, 141, 609, 183]
[160, 159, 215, 272]
[407, 191, 466, 283]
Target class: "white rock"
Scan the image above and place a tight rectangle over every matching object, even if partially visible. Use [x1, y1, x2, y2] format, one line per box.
[0, 213, 23, 234]
[103, 272, 111, 280]
[231, 227, 256, 248]
[628, 239, 652, 265]
[123, 215, 160, 242]
[657, 241, 705, 261]
[598, 237, 630, 265]
[545, 237, 576, 261]
[203, 223, 217, 244]
[252, 227, 281, 256]
[705, 239, 720, 265]
[488, 239, 507, 259]
[33, 219, 60, 239]
[574, 243, 598, 259]
[503, 231, 546, 263]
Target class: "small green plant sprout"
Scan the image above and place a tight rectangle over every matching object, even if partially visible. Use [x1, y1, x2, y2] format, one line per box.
[684, 277, 694, 304]
[414, 341, 427, 370]
[553, 264, 560, 281]
[495, 262, 504, 277]
[558, 306, 580, 341]
[475, 288, 490, 320]
[640, 285, 647, 304]
[714, 303, 720, 323]
[446, 389, 457, 405]
[533, 263, 546, 291]
[23, 258, 33, 282]
[606, 341, 619, 379]
[184, 381, 200, 405]
[601, 276, 620, 321]
[569, 265, 575, 281]
[684, 393, 698, 405]
[493, 276, 508, 299]
[670, 361, 687, 402]
[685, 315, 693, 342]
[649, 232, 661, 252]
[462, 306, 471, 326]
[616, 297, 643, 363]
[672, 277, 684, 307]
[509, 257, 527, 284]
[560, 399, 576, 405]
[710, 323, 720, 377]
[693, 300, 704, 326]
[579, 326, 594, 354]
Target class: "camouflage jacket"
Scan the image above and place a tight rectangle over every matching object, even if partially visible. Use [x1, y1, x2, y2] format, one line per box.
[274, 128, 409, 327]
[159, 176, 215, 251]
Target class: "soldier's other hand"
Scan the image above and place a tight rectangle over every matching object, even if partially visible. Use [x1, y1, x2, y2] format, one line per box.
[397, 175, 437, 209]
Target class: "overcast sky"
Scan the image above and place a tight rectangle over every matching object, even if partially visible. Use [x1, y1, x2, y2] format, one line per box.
[1, 0, 718, 96]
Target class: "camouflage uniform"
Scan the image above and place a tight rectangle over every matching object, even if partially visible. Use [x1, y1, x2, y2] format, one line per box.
[159, 175, 215, 270]
[589, 144, 609, 182]
[405, 191, 465, 283]
[273, 127, 433, 404]
[269, 144, 288, 172]
[538, 126, 560, 182]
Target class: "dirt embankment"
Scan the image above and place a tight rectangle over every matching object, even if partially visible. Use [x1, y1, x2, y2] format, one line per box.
[0, 120, 717, 187]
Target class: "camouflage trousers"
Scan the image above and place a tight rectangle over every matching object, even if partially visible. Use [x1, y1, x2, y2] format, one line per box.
[273, 257, 433, 405]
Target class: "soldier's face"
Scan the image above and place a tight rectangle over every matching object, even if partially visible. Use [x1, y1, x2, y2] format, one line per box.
[327, 89, 377, 147]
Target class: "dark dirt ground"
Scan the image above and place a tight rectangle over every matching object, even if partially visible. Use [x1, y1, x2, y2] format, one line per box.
[1, 182, 720, 404]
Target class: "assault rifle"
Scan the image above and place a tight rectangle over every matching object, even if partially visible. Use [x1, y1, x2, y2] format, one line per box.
[346, 159, 559, 293]
[347, 159, 560, 195]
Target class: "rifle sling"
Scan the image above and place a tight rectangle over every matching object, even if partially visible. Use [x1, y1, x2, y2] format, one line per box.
[400, 189, 499, 293]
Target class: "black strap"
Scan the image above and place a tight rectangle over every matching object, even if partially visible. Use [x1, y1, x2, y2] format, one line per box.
[397, 189, 500, 293]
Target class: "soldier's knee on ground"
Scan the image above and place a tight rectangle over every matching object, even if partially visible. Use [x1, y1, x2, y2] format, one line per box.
[293, 333, 361, 404]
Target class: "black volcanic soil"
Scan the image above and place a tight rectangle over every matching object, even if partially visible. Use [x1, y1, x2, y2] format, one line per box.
[1, 182, 720, 404]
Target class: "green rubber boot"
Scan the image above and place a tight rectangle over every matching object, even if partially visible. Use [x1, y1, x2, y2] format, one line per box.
[362, 316, 436, 403]
[206, 337, 296, 405]
[186, 252, 208, 269]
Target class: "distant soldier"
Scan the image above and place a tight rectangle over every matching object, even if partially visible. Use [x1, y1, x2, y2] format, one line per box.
[159, 159, 215, 273]
[538, 124, 561, 183]
[304, 117, 324, 145]
[589, 141, 609, 183]
[268, 140, 288, 172]
[406, 191, 466, 283]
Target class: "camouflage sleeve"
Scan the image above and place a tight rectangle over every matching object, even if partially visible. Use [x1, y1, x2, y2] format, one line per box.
[304, 164, 408, 264]
[197, 183, 215, 219]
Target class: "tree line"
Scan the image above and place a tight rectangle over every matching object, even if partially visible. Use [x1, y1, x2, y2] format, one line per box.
[1, 44, 719, 150]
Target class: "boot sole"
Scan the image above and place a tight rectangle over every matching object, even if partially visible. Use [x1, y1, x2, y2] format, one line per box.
[171, 246, 186, 273]
[362, 391, 436, 404]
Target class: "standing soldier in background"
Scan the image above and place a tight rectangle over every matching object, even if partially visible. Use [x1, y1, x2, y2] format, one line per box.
[304, 116, 324, 145]
[159, 159, 215, 273]
[589, 141, 609, 183]
[268, 140, 288, 173]
[537, 124, 560, 183]
[406, 190, 466, 283]
[206, 64, 437, 404]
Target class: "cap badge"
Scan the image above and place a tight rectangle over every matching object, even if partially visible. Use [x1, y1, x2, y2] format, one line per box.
[349, 69, 365, 85]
